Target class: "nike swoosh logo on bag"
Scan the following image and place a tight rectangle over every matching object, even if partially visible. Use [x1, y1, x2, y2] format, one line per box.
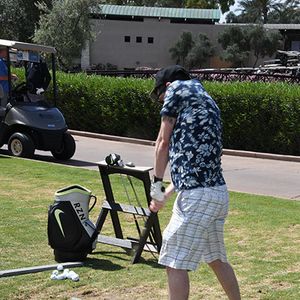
[54, 209, 65, 237]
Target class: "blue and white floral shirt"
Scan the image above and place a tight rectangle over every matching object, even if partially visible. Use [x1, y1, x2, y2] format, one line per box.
[160, 79, 225, 190]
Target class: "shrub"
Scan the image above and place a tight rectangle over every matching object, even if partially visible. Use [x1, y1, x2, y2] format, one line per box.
[55, 72, 161, 140]
[206, 81, 300, 155]
[12, 69, 300, 155]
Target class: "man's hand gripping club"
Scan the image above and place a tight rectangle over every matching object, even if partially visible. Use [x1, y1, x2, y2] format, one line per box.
[150, 180, 165, 212]
[150, 181, 174, 213]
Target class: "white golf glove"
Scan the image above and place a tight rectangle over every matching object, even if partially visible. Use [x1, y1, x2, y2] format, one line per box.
[36, 88, 45, 95]
[150, 181, 165, 202]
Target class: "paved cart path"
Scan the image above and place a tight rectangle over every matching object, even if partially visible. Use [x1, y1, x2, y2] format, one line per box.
[1, 133, 299, 200]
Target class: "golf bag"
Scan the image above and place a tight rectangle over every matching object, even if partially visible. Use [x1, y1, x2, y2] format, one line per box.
[48, 185, 98, 262]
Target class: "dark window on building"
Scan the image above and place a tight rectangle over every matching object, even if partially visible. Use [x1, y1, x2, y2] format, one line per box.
[136, 36, 142, 43]
[148, 37, 154, 44]
[124, 36, 130, 43]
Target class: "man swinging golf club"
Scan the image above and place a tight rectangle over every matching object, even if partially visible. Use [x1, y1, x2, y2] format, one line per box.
[149, 65, 241, 300]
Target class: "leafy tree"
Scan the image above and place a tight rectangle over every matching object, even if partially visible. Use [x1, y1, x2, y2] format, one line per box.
[238, 0, 282, 24]
[218, 26, 250, 66]
[20, 0, 53, 41]
[241, 0, 266, 23]
[222, 44, 251, 67]
[186, 0, 218, 9]
[225, 11, 241, 23]
[218, 0, 236, 13]
[268, 0, 300, 23]
[34, 0, 101, 70]
[0, 0, 52, 42]
[218, 25, 282, 67]
[169, 32, 194, 66]
[158, 0, 186, 7]
[227, 0, 299, 24]
[248, 25, 282, 66]
[185, 33, 214, 69]
[0, 0, 24, 40]
[186, 0, 235, 12]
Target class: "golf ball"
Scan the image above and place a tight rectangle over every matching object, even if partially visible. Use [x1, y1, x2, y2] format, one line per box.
[57, 264, 64, 271]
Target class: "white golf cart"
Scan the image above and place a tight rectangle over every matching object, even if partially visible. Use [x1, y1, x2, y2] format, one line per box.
[0, 39, 75, 160]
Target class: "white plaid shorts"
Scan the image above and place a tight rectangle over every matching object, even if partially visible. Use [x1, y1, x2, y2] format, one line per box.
[158, 185, 229, 271]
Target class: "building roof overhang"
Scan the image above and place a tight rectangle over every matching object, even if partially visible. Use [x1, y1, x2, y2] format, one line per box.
[93, 4, 220, 22]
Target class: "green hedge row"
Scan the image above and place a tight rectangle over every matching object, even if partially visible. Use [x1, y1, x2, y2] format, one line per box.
[206, 81, 300, 156]
[55, 72, 162, 140]
[13, 69, 300, 155]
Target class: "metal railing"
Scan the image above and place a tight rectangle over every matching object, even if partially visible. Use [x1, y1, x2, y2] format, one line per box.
[84, 68, 300, 84]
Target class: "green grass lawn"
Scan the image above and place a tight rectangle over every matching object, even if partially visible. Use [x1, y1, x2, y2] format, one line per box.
[0, 155, 299, 300]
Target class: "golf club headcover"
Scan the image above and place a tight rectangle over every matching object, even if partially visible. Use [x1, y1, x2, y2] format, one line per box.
[150, 181, 165, 202]
[105, 153, 124, 167]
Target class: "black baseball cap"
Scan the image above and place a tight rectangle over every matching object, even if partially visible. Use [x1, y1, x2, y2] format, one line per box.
[150, 65, 191, 101]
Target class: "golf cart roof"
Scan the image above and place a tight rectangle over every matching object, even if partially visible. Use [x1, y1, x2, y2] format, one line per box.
[0, 39, 56, 54]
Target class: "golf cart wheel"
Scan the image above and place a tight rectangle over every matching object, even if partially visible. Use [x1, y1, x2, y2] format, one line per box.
[8, 132, 35, 158]
[51, 132, 76, 160]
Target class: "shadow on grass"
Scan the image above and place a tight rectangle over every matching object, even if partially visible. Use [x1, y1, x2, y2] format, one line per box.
[90, 250, 164, 270]
[0, 153, 12, 159]
[91, 250, 130, 262]
[0, 149, 98, 168]
[137, 256, 165, 269]
[84, 255, 124, 271]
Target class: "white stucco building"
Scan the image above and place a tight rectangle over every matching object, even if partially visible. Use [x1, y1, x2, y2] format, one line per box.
[81, 5, 300, 70]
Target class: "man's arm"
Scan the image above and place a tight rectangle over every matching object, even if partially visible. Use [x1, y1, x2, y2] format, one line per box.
[150, 115, 176, 212]
[154, 115, 176, 179]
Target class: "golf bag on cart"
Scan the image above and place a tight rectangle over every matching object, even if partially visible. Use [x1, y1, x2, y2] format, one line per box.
[48, 185, 98, 262]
